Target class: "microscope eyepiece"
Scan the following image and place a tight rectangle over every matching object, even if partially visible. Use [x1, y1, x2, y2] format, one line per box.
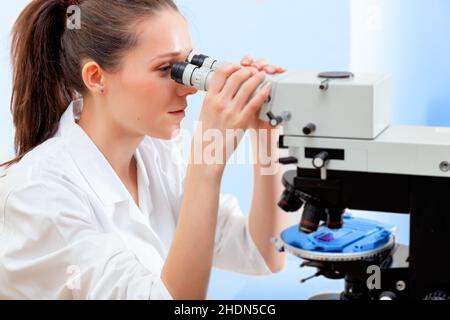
[170, 62, 214, 91]
[171, 61, 272, 95]
[186, 51, 226, 70]
[190, 54, 209, 68]
[170, 62, 189, 85]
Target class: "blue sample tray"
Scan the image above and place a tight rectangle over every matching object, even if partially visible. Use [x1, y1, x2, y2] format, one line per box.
[281, 215, 394, 254]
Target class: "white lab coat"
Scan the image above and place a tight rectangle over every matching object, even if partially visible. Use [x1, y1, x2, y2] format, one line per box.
[0, 99, 272, 300]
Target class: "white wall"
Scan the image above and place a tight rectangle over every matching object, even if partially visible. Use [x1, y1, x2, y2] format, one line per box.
[351, 0, 450, 125]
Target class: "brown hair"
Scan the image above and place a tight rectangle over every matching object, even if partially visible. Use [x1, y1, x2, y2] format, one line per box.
[1, 0, 178, 168]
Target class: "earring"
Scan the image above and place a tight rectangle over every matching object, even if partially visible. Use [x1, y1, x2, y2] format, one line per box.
[100, 87, 105, 94]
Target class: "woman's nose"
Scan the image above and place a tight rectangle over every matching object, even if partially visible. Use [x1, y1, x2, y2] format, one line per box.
[176, 83, 198, 97]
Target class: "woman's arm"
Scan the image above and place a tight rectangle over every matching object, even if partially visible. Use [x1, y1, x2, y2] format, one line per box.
[161, 164, 223, 299]
[248, 128, 290, 273]
[239, 56, 290, 273]
[161, 63, 272, 300]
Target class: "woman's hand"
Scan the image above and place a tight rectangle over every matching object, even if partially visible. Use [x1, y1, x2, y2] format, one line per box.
[240, 55, 286, 130]
[193, 64, 272, 171]
[240, 55, 286, 74]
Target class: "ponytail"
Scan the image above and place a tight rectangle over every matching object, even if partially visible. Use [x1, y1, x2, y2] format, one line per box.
[3, 0, 72, 167]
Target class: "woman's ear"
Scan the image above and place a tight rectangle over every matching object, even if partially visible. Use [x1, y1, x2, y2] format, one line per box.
[81, 61, 106, 95]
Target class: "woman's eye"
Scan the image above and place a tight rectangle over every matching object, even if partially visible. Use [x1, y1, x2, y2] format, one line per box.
[159, 65, 172, 73]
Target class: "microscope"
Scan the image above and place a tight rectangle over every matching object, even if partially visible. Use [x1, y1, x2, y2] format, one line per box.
[171, 53, 450, 300]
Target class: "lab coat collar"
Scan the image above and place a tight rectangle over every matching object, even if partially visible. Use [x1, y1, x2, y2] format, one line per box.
[57, 99, 132, 206]
[135, 148, 150, 189]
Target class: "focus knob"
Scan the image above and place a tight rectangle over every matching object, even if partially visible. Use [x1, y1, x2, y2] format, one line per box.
[266, 111, 292, 127]
[312, 151, 330, 169]
[303, 123, 316, 135]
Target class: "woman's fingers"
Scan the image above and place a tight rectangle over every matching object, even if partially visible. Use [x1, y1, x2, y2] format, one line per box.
[240, 82, 272, 120]
[252, 59, 268, 70]
[220, 67, 257, 100]
[244, 57, 286, 74]
[261, 65, 286, 75]
[208, 64, 242, 94]
[240, 54, 254, 66]
[233, 71, 267, 110]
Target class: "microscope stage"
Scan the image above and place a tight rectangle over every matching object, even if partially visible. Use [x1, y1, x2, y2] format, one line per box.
[278, 215, 395, 262]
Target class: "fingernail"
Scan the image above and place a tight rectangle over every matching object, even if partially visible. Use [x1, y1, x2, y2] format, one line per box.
[266, 66, 276, 73]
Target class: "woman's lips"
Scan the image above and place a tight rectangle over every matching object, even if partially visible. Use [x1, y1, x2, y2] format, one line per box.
[168, 110, 186, 117]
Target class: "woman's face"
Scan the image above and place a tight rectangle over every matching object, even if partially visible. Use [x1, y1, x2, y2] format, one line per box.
[103, 9, 198, 140]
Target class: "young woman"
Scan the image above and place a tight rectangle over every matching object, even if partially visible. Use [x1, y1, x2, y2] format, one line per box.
[0, 0, 289, 299]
